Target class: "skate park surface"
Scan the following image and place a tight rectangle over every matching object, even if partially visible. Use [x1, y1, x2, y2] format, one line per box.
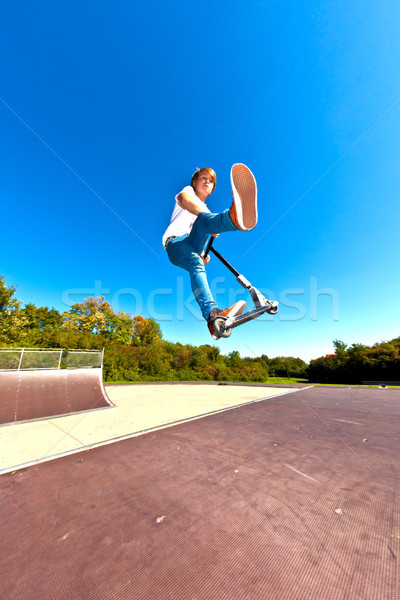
[0, 382, 293, 472]
[1, 382, 399, 599]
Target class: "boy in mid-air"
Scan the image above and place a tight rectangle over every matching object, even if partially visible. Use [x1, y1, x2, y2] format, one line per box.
[163, 164, 257, 338]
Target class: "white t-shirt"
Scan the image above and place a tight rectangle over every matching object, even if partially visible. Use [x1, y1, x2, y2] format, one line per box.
[162, 185, 210, 248]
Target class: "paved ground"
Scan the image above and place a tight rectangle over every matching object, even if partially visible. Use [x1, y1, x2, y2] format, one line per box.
[1, 384, 399, 599]
[0, 382, 290, 473]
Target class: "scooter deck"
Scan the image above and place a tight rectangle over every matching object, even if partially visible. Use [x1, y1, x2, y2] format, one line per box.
[225, 305, 275, 329]
[212, 301, 278, 338]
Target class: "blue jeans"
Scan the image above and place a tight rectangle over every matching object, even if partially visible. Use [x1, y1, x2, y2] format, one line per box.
[166, 210, 237, 320]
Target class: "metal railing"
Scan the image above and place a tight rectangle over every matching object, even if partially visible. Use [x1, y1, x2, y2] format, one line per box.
[0, 348, 104, 372]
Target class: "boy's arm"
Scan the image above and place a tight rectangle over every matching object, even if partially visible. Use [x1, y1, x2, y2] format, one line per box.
[176, 187, 217, 260]
[177, 189, 208, 216]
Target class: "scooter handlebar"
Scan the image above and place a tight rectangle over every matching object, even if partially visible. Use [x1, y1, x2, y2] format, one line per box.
[204, 236, 215, 258]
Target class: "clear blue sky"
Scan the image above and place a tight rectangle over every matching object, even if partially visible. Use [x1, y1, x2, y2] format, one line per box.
[1, 1, 400, 362]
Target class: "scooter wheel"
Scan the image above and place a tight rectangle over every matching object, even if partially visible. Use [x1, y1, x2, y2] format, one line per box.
[213, 317, 232, 338]
[267, 302, 279, 315]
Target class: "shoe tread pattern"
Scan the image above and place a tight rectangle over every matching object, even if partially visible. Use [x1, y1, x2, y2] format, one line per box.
[231, 164, 257, 230]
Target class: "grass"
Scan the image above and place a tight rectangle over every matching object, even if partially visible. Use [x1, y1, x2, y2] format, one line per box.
[104, 377, 400, 388]
[259, 377, 309, 385]
[104, 377, 310, 386]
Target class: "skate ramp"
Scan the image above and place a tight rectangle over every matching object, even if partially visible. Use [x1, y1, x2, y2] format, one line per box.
[0, 349, 113, 424]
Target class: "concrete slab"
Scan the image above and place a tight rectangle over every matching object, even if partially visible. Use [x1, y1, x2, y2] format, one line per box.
[0, 383, 295, 473]
[2, 386, 398, 600]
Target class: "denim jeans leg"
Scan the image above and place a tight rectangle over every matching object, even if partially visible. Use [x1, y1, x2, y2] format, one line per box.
[166, 210, 237, 320]
[167, 237, 217, 320]
[188, 210, 237, 254]
[188, 253, 217, 319]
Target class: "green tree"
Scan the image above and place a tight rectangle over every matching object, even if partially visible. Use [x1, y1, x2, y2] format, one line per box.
[333, 339, 348, 356]
[137, 343, 172, 379]
[227, 350, 241, 369]
[268, 356, 307, 378]
[62, 297, 134, 345]
[308, 337, 400, 383]
[21, 303, 63, 329]
[131, 315, 162, 346]
[0, 275, 27, 344]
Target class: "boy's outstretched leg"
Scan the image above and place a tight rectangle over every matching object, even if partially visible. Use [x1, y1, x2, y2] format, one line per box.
[188, 165, 258, 255]
[229, 163, 258, 231]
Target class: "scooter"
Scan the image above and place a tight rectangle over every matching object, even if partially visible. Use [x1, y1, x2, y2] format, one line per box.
[204, 236, 279, 338]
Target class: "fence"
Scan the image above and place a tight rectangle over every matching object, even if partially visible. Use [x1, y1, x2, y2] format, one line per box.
[0, 348, 104, 372]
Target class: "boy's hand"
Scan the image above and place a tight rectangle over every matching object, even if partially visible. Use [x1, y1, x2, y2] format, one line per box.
[211, 233, 219, 238]
[201, 253, 210, 265]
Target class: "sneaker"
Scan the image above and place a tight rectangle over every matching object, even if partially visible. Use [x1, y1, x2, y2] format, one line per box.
[207, 301, 246, 338]
[229, 163, 258, 231]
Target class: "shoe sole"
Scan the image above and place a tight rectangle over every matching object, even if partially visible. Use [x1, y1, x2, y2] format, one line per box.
[230, 164, 258, 230]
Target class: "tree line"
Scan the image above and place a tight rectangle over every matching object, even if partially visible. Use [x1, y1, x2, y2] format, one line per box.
[2, 275, 399, 384]
[0, 275, 307, 382]
[307, 338, 400, 384]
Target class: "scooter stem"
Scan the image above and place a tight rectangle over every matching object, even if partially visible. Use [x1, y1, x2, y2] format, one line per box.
[204, 236, 240, 278]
